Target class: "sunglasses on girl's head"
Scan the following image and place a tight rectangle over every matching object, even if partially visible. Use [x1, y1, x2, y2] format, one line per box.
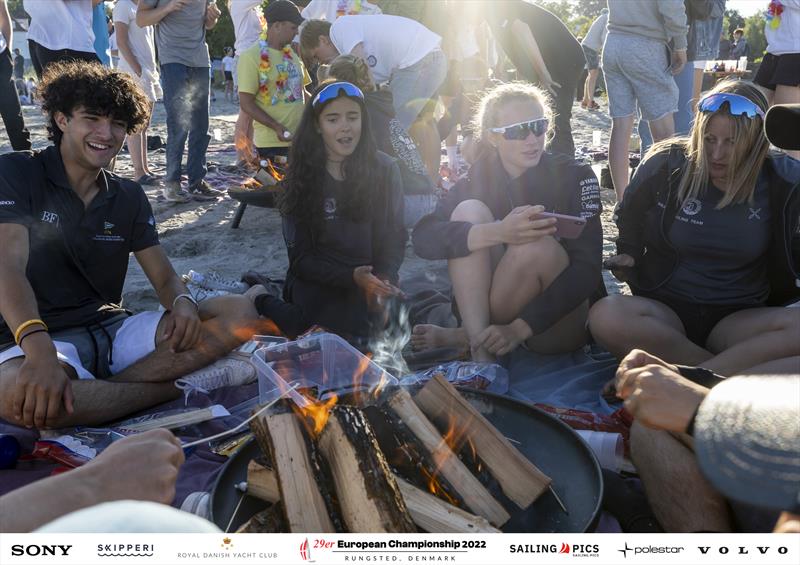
[698, 93, 765, 119]
[489, 118, 549, 140]
[312, 81, 365, 108]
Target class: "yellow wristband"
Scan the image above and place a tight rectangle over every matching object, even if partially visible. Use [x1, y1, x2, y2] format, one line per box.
[14, 319, 48, 345]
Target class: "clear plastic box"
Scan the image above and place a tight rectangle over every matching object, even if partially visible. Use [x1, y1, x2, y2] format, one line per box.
[252, 333, 397, 404]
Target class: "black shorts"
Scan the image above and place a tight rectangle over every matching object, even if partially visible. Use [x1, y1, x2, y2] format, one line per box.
[639, 291, 763, 347]
[224, 70, 233, 81]
[28, 39, 100, 80]
[753, 52, 800, 90]
[582, 45, 600, 70]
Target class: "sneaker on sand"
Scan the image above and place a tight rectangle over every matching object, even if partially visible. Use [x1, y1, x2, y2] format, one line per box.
[186, 269, 249, 294]
[189, 180, 224, 201]
[174, 353, 257, 394]
[163, 181, 191, 203]
[184, 281, 230, 302]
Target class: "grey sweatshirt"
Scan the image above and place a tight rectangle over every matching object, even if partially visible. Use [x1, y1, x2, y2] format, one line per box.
[607, 0, 688, 50]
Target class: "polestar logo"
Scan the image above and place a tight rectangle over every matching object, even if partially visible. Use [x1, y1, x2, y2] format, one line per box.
[748, 208, 762, 220]
[619, 543, 633, 558]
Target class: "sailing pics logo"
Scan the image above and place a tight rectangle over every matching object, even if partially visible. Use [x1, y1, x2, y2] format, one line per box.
[299, 538, 315, 562]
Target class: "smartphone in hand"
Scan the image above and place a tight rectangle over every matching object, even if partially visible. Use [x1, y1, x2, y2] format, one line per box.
[536, 211, 587, 239]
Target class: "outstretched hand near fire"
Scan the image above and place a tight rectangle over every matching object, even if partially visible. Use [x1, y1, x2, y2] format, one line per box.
[353, 266, 402, 302]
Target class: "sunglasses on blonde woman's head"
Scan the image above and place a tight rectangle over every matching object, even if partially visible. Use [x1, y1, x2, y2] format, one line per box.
[698, 93, 765, 119]
[489, 118, 549, 140]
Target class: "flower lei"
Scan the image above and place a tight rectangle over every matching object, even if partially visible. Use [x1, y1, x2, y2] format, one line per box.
[766, 0, 784, 30]
[257, 29, 295, 105]
[336, 0, 362, 18]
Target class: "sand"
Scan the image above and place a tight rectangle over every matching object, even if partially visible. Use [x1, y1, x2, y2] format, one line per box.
[1, 93, 624, 314]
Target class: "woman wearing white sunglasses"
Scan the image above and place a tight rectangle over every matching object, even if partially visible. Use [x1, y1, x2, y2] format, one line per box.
[411, 82, 604, 362]
[591, 80, 800, 376]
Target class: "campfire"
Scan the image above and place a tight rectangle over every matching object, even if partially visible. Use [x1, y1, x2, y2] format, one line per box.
[235, 342, 555, 533]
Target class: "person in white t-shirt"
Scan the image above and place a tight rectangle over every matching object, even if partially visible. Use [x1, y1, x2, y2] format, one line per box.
[300, 0, 381, 21]
[113, 0, 162, 185]
[23, 0, 100, 79]
[222, 46, 235, 102]
[300, 15, 447, 179]
[229, 0, 264, 166]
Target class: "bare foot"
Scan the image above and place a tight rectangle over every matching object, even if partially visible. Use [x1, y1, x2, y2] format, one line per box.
[410, 324, 469, 352]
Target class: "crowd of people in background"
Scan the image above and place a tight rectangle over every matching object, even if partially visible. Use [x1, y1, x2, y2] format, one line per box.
[0, 0, 798, 536]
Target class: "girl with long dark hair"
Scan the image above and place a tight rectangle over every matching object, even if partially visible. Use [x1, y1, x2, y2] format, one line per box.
[248, 81, 407, 340]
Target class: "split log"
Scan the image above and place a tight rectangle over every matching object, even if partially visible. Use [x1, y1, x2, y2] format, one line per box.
[414, 375, 551, 509]
[246, 460, 280, 504]
[236, 503, 286, 533]
[251, 411, 335, 532]
[393, 476, 500, 533]
[318, 405, 415, 533]
[386, 388, 510, 527]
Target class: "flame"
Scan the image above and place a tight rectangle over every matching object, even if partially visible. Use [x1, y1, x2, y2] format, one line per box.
[292, 393, 338, 438]
[420, 466, 459, 506]
[235, 131, 258, 167]
[264, 159, 285, 181]
[241, 177, 262, 189]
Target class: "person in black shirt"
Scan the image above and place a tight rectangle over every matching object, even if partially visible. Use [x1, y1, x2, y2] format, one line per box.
[484, 0, 586, 157]
[247, 81, 406, 341]
[591, 80, 800, 376]
[0, 61, 266, 430]
[411, 82, 603, 362]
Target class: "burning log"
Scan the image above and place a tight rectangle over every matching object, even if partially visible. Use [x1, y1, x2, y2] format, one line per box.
[385, 388, 510, 527]
[251, 411, 336, 532]
[246, 460, 280, 504]
[393, 476, 500, 533]
[318, 406, 416, 533]
[414, 375, 551, 509]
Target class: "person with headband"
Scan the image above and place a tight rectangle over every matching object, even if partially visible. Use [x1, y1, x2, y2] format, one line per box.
[411, 82, 604, 362]
[591, 80, 800, 379]
[246, 81, 406, 341]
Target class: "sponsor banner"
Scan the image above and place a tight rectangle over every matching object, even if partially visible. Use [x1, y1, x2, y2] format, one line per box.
[0, 533, 797, 565]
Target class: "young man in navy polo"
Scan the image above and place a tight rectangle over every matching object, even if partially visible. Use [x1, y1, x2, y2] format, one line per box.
[0, 61, 270, 430]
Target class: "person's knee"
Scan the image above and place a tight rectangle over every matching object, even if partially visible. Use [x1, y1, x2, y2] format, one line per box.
[588, 294, 629, 338]
[507, 236, 567, 273]
[450, 199, 494, 223]
[0, 359, 22, 421]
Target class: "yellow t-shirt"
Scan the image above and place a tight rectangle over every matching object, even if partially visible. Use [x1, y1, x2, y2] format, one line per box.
[237, 41, 310, 148]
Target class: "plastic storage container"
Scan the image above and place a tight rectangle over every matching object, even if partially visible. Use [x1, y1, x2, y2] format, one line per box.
[251, 333, 398, 404]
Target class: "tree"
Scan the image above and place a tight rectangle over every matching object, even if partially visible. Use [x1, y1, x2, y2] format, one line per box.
[205, 0, 236, 60]
[573, 0, 606, 19]
[723, 8, 745, 35]
[743, 14, 767, 61]
[533, 0, 573, 23]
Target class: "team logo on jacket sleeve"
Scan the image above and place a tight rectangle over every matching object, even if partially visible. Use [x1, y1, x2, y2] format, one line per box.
[579, 175, 601, 219]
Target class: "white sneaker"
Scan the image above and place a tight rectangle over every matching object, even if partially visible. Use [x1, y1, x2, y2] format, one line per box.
[186, 270, 249, 294]
[185, 282, 230, 303]
[175, 353, 257, 395]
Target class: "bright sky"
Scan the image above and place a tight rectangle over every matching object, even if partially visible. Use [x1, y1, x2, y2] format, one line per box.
[725, 0, 766, 17]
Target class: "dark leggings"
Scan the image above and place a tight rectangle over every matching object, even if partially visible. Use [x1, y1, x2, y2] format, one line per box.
[28, 40, 100, 80]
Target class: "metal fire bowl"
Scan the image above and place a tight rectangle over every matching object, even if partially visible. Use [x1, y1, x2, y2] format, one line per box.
[210, 387, 603, 533]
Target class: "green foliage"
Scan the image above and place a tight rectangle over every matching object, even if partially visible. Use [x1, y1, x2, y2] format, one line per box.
[534, 0, 573, 23]
[206, 0, 236, 60]
[724, 8, 745, 35]
[743, 14, 767, 61]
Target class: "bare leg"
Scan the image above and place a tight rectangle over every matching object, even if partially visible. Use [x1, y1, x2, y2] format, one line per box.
[702, 307, 800, 376]
[588, 294, 712, 365]
[128, 129, 147, 179]
[409, 115, 442, 181]
[111, 295, 271, 384]
[773, 84, 800, 160]
[738, 356, 800, 375]
[609, 115, 635, 200]
[647, 112, 675, 143]
[0, 358, 180, 428]
[583, 68, 599, 106]
[447, 200, 499, 362]
[630, 422, 731, 532]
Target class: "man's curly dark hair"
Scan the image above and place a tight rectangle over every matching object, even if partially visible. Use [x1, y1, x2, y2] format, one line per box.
[39, 60, 151, 145]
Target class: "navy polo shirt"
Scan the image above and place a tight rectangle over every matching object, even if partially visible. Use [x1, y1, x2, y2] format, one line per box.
[0, 145, 159, 348]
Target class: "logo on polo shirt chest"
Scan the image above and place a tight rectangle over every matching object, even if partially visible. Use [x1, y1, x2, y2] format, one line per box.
[41, 210, 60, 226]
[93, 219, 125, 243]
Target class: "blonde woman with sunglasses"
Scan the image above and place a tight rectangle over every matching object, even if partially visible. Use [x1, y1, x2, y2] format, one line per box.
[590, 80, 800, 377]
[411, 82, 604, 362]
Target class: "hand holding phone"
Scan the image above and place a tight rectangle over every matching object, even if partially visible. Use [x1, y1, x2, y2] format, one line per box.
[534, 211, 587, 239]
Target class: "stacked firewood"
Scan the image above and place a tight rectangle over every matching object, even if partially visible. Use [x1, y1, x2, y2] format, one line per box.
[241, 375, 552, 533]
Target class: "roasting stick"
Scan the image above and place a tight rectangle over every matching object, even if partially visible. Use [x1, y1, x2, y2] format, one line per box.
[181, 383, 300, 449]
[549, 486, 568, 514]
